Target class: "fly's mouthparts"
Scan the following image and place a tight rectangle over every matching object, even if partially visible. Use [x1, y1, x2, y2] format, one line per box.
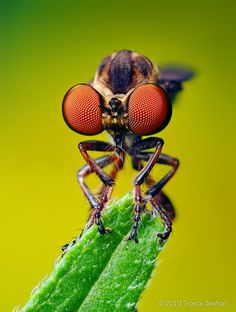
[109, 98, 121, 110]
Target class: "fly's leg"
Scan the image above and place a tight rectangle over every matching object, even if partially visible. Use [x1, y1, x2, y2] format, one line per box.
[132, 155, 175, 219]
[134, 152, 179, 219]
[150, 196, 172, 244]
[78, 140, 124, 235]
[133, 151, 179, 242]
[61, 150, 124, 255]
[78, 155, 124, 234]
[78, 157, 112, 235]
[97, 152, 124, 199]
[61, 155, 113, 254]
[156, 191, 176, 221]
[127, 137, 164, 242]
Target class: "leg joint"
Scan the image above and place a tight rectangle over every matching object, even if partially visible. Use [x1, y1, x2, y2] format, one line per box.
[173, 158, 179, 169]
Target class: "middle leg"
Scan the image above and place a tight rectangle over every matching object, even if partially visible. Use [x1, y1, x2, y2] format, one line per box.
[128, 137, 164, 242]
[134, 152, 179, 221]
[128, 138, 179, 242]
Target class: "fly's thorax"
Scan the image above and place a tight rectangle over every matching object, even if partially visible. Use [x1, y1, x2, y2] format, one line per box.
[92, 50, 160, 134]
[92, 50, 159, 97]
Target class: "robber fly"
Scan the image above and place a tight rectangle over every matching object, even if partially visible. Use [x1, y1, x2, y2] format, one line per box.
[62, 50, 193, 248]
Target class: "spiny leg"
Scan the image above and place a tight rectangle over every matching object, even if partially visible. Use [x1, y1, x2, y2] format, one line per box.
[78, 140, 124, 235]
[128, 184, 143, 243]
[97, 151, 124, 198]
[156, 191, 176, 221]
[135, 152, 179, 218]
[133, 156, 176, 220]
[78, 156, 113, 235]
[127, 137, 164, 242]
[61, 151, 124, 255]
[133, 156, 175, 221]
[133, 151, 179, 241]
[150, 196, 172, 244]
[84, 154, 124, 233]
[61, 155, 113, 253]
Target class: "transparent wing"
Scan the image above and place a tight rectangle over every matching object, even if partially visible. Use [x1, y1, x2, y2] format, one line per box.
[159, 65, 194, 82]
[158, 65, 195, 103]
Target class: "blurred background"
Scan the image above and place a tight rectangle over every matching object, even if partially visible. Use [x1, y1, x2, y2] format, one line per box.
[0, 0, 235, 311]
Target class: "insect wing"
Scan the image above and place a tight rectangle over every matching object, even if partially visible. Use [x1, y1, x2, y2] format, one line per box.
[158, 65, 194, 102]
[159, 65, 194, 82]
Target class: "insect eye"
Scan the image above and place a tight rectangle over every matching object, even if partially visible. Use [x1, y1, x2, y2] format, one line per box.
[62, 84, 103, 135]
[128, 84, 172, 135]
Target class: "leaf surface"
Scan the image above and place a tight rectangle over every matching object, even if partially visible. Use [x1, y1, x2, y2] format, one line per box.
[19, 193, 165, 312]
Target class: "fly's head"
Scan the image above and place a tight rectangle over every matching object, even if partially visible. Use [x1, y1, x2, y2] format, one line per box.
[62, 50, 172, 138]
[93, 50, 160, 135]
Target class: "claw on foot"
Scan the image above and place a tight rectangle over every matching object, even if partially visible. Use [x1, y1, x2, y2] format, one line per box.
[61, 238, 77, 252]
[157, 231, 170, 244]
[127, 230, 139, 243]
[61, 243, 69, 252]
[98, 224, 112, 235]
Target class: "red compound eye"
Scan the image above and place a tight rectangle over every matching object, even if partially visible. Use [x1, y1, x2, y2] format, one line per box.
[62, 84, 103, 135]
[128, 84, 172, 135]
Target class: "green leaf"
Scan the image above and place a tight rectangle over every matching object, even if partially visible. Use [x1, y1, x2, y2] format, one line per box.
[19, 193, 165, 312]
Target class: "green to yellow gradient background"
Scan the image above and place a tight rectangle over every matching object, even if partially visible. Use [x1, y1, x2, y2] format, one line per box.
[0, 0, 235, 311]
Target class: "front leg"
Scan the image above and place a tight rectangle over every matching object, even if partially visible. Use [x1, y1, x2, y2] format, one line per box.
[61, 154, 119, 255]
[78, 140, 124, 235]
[128, 137, 164, 242]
